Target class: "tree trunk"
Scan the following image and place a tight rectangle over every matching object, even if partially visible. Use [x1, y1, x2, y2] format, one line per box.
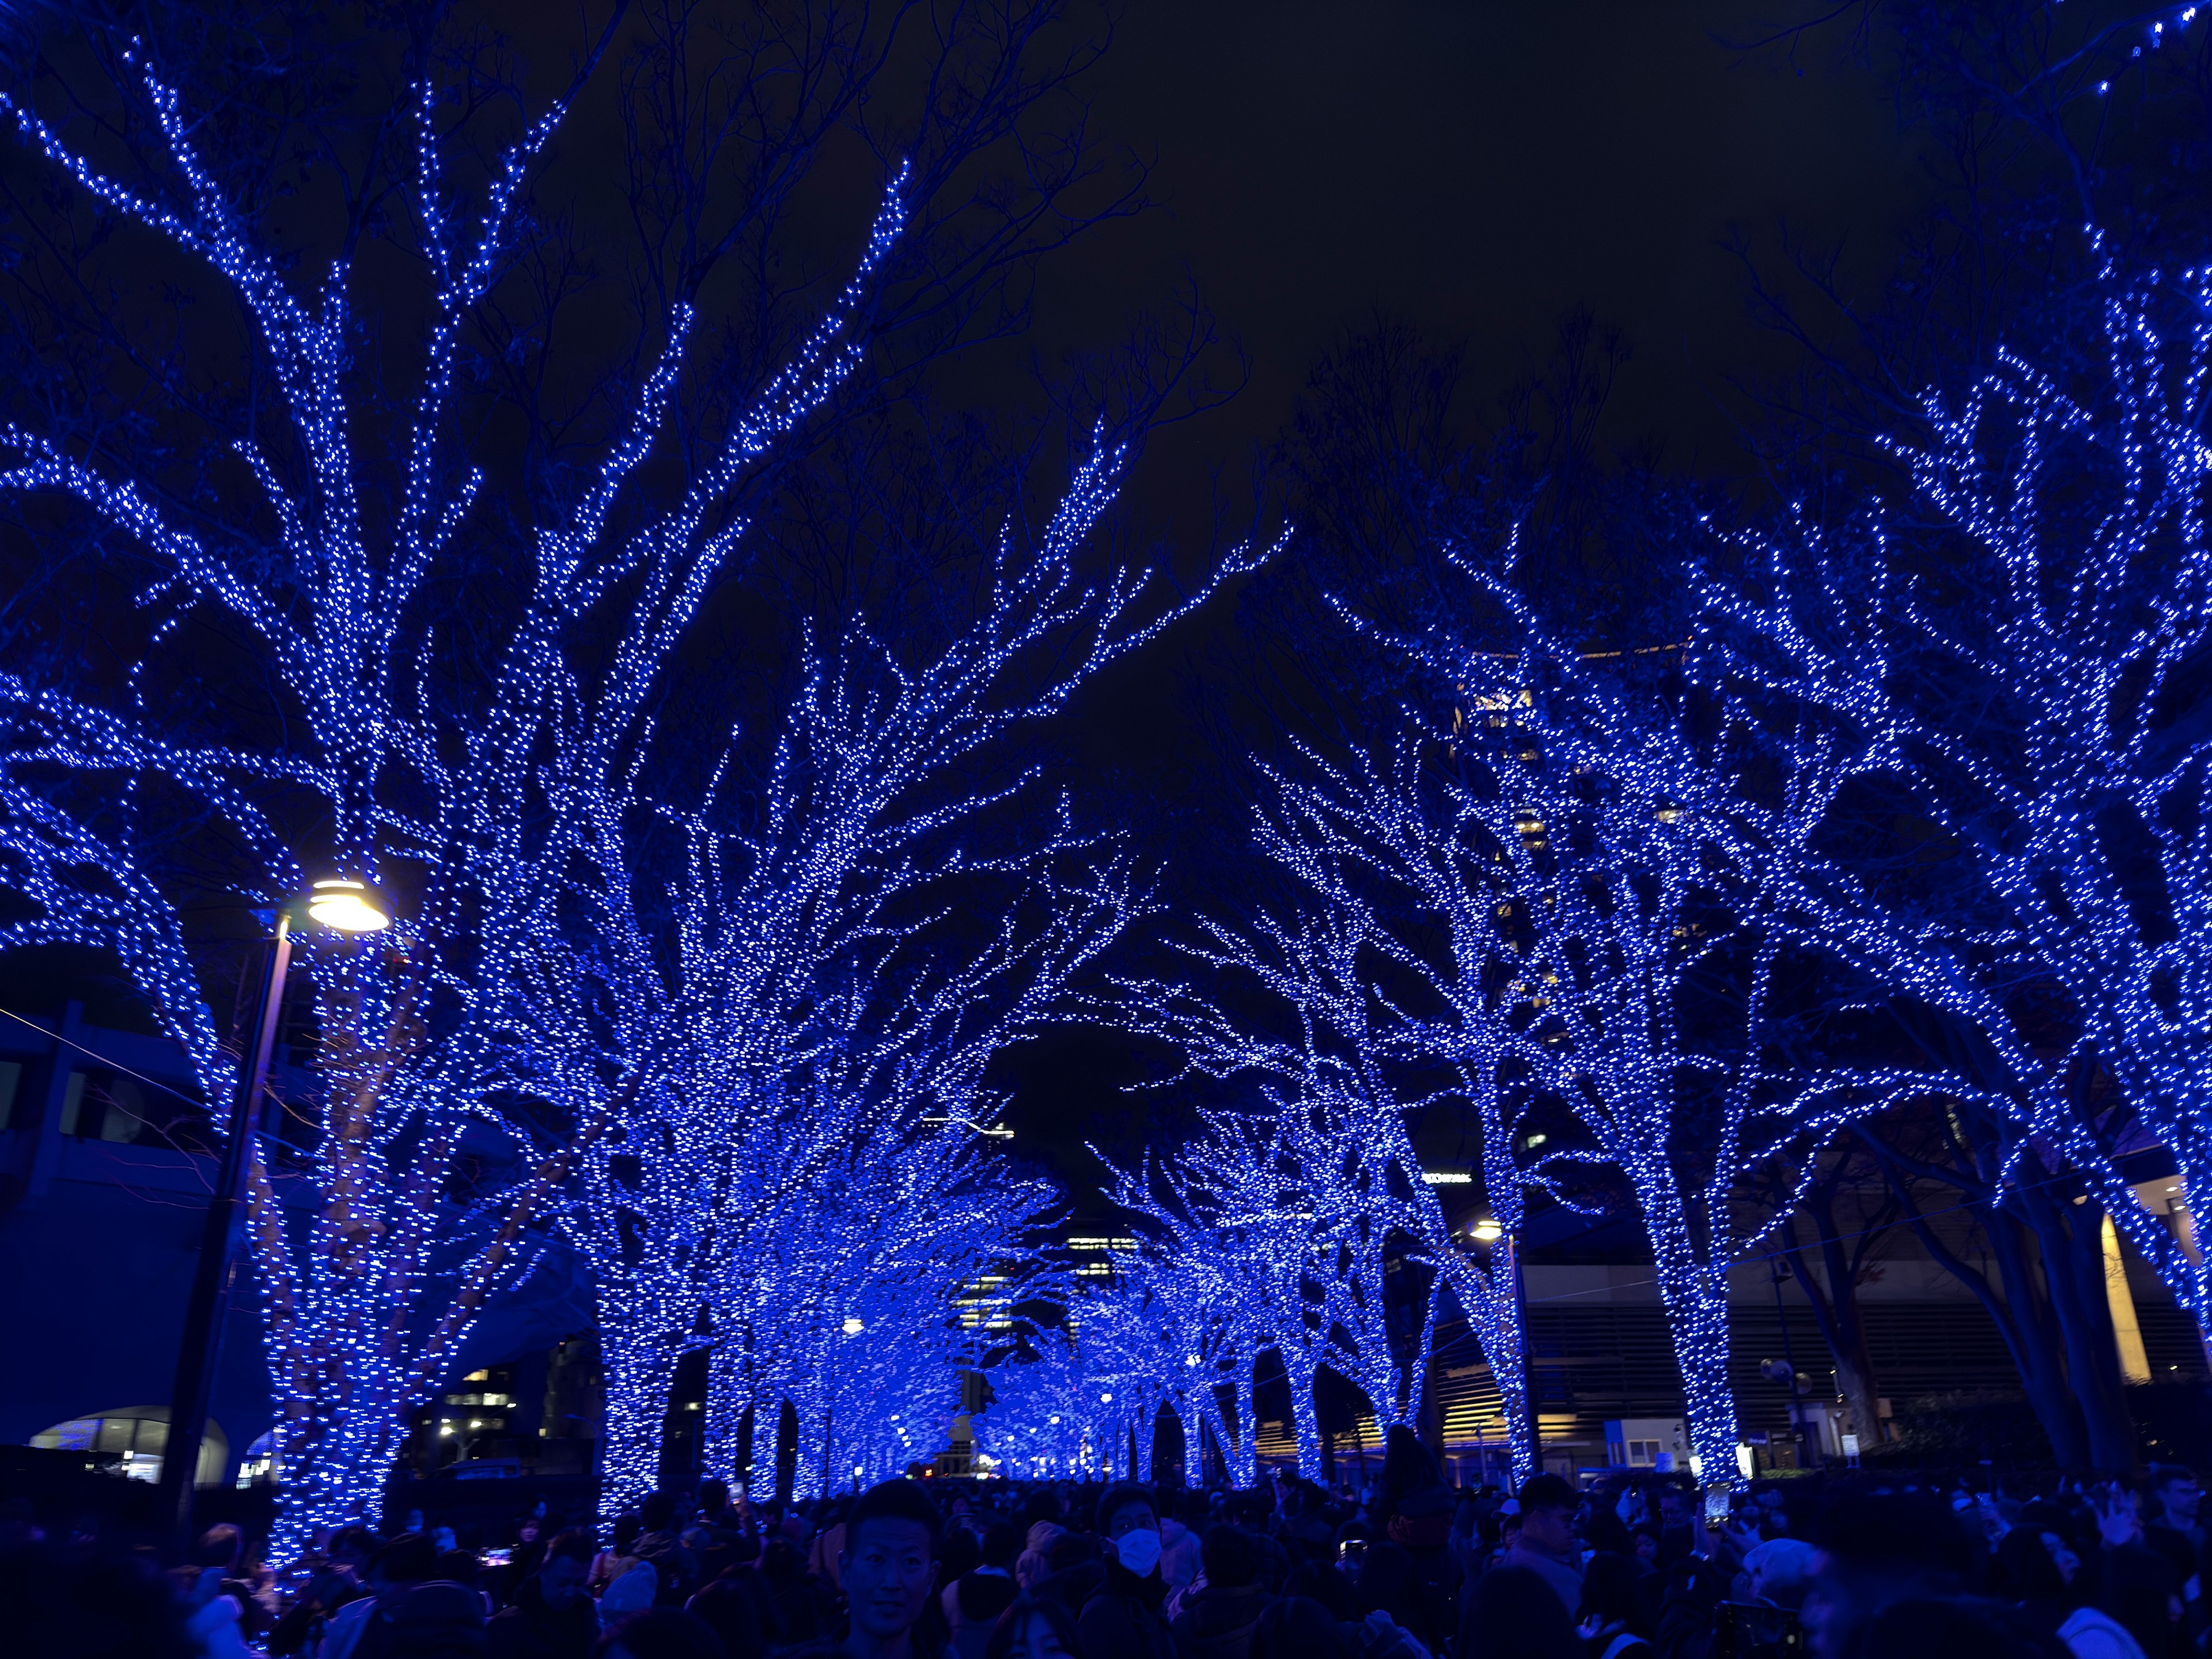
[1965, 1198, 2090, 1468]
[2016, 1181, 2138, 1472]
[1639, 1185, 1743, 1484]
[1778, 1209, 1886, 1445]
[1294, 1365, 1324, 1480]
[598, 1330, 679, 1516]
[1438, 1246, 1535, 1485]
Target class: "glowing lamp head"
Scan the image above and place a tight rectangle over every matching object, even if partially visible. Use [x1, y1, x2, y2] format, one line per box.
[306, 878, 393, 933]
[1471, 1218, 1505, 1244]
[842, 1316, 865, 1336]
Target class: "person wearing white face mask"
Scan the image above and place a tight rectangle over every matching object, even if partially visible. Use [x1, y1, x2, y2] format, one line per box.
[1080, 1482, 1178, 1659]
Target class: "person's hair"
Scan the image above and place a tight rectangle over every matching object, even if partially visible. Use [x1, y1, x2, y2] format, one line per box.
[594, 1607, 727, 1659]
[331, 1524, 376, 1560]
[638, 1491, 679, 1533]
[940, 1527, 982, 1581]
[1514, 1473, 1577, 1517]
[1045, 1532, 1096, 1572]
[195, 1522, 245, 1569]
[1283, 1562, 1363, 1622]
[982, 1594, 1085, 1659]
[1994, 1527, 2071, 1605]
[1199, 1524, 1262, 1589]
[4, 1541, 200, 1659]
[1096, 1482, 1156, 1533]
[1857, 1595, 2074, 1658]
[370, 1532, 441, 1585]
[1457, 1563, 1580, 1659]
[687, 1574, 779, 1659]
[612, 1513, 643, 1554]
[697, 1479, 730, 1514]
[1251, 1594, 1352, 1659]
[437, 1548, 480, 1586]
[545, 1528, 597, 1569]
[1576, 1551, 1649, 1634]
[1813, 1490, 1974, 1586]
[2097, 1541, 2181, 1658]
[980, 1522, 1021, 1570]
[844, 1478, 944, 1561]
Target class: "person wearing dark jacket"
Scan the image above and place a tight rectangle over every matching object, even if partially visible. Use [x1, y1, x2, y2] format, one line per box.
[1170, 1526, 1273, 1659]
[633, 1492, 701, 1609]
[487, 1529, 598, 1659]
[322, 1532, 486, 1659]
[1080, 1483, 1176, 1659]
[945, 1524, 1022, 1659]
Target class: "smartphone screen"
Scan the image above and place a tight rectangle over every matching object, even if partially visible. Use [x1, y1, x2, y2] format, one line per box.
[1703, 1485, 1732, 1525]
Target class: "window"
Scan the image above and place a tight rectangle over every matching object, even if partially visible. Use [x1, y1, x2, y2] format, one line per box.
[55, 1072, 85, 1135]
[31, 1410, 227, 1487]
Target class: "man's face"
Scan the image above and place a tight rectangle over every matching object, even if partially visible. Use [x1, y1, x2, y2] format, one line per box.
[1520, 1502, 1576, 1555]
[1104, 1500, 1157, 1544]
[842, 1518, 936, 1642]
[1658, 1493, 1687, 1528]
[2160, 1477, 2202, 1526]
[540, 1554, 588, 1611]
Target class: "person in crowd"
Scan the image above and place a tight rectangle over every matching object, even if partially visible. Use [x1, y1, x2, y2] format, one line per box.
[634, 1493, 701, 1608]
[1457, 1562, 1582, 1659]
[761, 1539, 836, 1645]
[270, 1524, 374, 1655]
[321, 1531, 486, 1659]
[1575, 1551, 1654, 1659]
[689, 1483, 748, 1587]
[0, 1537, 200, 1659]
[592, 1516, 646, 1599]
[1168, 1524, 1272, 1659]
[782, 1477, 945, 1659]
[488, 1527, 600, 1659]
[1800, 1488, 1976, 1659]
[1740, 1535, 1817, 1611]
[594, 1606, 728, 1659]
[1856, 1595, 2074, 1658]
[944, 1522, 1022, 1658]
[2142, 1465, 2204, 1619]
[1159, 1498, 1206, 1596]
[1248, 1596, 1348, 1659]
[809, 1499, 852, 1593]
[1035, 1533, 1107, 1621]
[688, 1560, 785, 1659]
[1078, 1483, 1175, 1659]
[982, 1593, 1085, 1658]
[1498, 1474, 1584, 1618]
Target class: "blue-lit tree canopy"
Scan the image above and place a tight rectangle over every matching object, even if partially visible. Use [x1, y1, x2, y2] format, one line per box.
[4, 3, 2211, 1518]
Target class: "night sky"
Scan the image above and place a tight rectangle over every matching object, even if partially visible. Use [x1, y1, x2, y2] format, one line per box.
[995, 3, 1926, 1188]
[1037, 2, 1923, 530]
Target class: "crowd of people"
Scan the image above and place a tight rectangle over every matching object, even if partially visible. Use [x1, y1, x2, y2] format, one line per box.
[3, 1433, 2209, 1659]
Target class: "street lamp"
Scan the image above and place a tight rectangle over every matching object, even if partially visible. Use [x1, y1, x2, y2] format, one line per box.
[157, 876, 396, 1548]
[305, 878, 395, 934]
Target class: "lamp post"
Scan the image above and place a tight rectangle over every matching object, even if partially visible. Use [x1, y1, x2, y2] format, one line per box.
[158, 878, 392, 1551]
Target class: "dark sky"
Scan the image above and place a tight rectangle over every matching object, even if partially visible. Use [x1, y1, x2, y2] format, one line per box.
[995, 3, 1931, 1191]
[1037, 1, 1923, 529]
